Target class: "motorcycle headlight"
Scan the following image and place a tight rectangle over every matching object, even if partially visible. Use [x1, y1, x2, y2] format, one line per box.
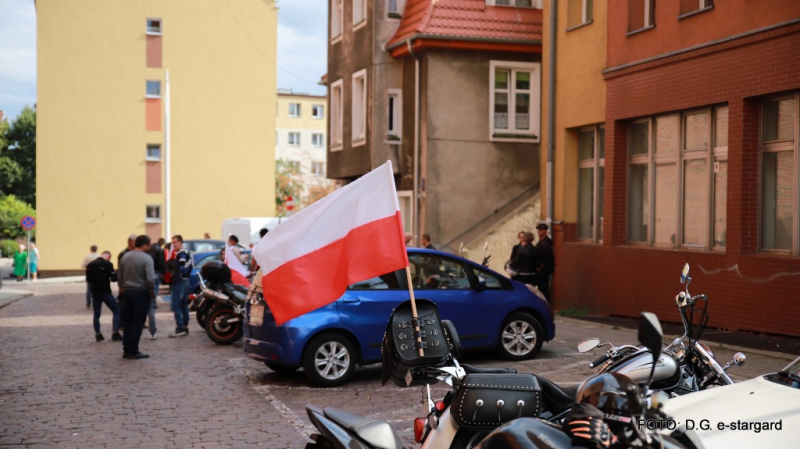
[699, 343, 715, 360]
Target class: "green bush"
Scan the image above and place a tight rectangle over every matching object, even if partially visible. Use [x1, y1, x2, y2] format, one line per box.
[0, 239, 17, 258]
[0, 195, 35, 240]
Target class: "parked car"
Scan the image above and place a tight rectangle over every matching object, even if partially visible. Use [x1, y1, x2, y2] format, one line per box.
[182, 239, 225, 253]
[244, 248, 555, 386]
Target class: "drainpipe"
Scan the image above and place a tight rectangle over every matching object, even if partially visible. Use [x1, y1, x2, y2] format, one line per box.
[165, 69, 171, 240]
[407, 39, 421, 247]
[546, 0, 557, 232]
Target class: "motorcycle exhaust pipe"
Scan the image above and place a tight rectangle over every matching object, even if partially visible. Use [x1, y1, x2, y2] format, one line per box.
[203, 289, 230, 301]
[223, 316, 241, 326]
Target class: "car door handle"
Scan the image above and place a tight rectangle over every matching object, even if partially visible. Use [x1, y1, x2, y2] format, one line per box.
[342, 297, 361, 303]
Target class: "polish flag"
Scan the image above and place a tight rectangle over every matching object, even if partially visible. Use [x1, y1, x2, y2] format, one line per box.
[253, 161, 409, 326]
[224, 246, 250, 287]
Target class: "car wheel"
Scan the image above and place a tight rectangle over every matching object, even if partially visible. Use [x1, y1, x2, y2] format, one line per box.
[303, 333, 356, 387]
[265, 362, 299, 374]
[498, 312, 543, 360]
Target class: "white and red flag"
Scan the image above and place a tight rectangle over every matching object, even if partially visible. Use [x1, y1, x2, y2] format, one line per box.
[224, 245, 250, 287]
[253, 161, 409, 326]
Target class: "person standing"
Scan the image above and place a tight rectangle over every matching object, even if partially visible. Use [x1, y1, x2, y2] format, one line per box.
[12, 244, 27, 282]
[86, 251, 122, 342]
[513, 232, 539, 286]
[535, 224, 555, 302]
[421, 234, 435, 250]
[118, 234, 136, 266]
[505, 231, 526, 278]
[146, 238, 166, 340]
[118, 235, 155, 359]
[28, 242, 39, 281]
[249, 228, 268, 272]
[81, 245, 100, 308]
[168, 235, 193, 338]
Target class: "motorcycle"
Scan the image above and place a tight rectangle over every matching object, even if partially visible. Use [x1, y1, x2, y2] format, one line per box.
[194, 260, 247, 345]
[304, 298, 578, 449]
[477, 313, 706, 449]
[578, 263, 746, 397]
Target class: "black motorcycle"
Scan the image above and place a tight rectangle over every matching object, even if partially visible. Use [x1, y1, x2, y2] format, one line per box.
[195, 261, 247, 345]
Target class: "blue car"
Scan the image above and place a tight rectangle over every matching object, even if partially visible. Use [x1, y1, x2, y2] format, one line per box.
[244, 248, 555, 387]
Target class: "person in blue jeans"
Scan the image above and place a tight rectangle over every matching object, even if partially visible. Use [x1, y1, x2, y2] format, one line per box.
[169, 235, 193, 338]
[85, 251, 122, 342]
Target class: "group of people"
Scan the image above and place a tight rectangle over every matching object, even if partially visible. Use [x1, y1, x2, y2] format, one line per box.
[11, 242, 39, 282]
[508, 224, 555, 302]
[83, 234, 195, 359]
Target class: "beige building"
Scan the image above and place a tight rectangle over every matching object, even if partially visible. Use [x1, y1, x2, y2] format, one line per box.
[36, 0, 278, 273]
[275, 90, 331, 207]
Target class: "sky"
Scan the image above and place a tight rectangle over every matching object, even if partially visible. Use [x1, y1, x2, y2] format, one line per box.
[0, 0, 327, 122]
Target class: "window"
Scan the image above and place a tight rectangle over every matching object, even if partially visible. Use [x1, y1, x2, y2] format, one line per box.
[288, 132, 301, 146]
[287, 160, 301, 172]
[387, 0, 407, 18]
[146, 144, 162, 160]
[352, 69, 367, 144]
[472, 267, 512, 290]
[289, 103, 301, 117]
[761, 96, 797, 252]
[353, 0, 366, 26]
[348, 273, 401, 290]
[311, 161, 325, 176]
[331, 0, 343, 40]
[567, 0, 593, 29]
[330, 79, 344, 149]
[489, 0, 535, 7]
[627, 106, 729, 250]
[628, 0, 655, 32]
[578, 126, 605, 241]
[680, 0, 713, 16]
[146, 205, 161, 223]
[408, 255, 472, 290]
[387, 89, 402, 141]
[146, 18, 162, 35]
[490, 61, 541, 141]
[146, 80, 161, 98]
[312, 104, 324, 119]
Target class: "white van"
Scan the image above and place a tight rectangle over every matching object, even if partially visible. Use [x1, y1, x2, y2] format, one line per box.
[220, 217, 285, 248]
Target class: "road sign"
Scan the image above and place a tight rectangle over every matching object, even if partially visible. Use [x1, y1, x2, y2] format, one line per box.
[285, 196, 295, 211]
[20, 216, 36, 231]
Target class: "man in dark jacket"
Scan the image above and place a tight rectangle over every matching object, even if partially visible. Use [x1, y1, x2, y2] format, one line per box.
[118, 235, 155, 359]
[146, 239, 166, 339]
[168, 235, 193, 338]
[514, 232, 539, 286]
[535, 224, 555, 302]
[86, 251, 122, 342]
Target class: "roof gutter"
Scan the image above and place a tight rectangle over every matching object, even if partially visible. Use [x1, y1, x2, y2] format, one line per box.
[387, 34, 543, 52]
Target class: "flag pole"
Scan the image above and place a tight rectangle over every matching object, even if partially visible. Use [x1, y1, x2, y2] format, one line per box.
[404, 266, 425, 357]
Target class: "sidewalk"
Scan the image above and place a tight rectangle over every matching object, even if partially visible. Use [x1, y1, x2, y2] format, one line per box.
[0, 288, 33, 310]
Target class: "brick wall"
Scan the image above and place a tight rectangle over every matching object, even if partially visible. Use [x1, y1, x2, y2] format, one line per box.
[554, 24, 800, 337]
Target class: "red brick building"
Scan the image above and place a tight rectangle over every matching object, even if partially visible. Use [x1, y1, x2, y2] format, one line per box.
[555, 1, 800, 337]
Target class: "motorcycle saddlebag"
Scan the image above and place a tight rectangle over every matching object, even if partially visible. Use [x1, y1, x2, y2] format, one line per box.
[200, 260, 232, 284]
[451, 373, 542, 429]
[381, 298, 450, 387]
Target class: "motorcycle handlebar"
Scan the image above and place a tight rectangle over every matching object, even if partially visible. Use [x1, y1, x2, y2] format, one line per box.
[589, 353, 611, 368]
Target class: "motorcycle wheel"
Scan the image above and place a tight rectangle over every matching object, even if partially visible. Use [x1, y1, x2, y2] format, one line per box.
[302, 333, 356, 387]
[204, 305, 243, 345]
[450, 429, 490, 449]
[498, 312, 544, 360]
[196, 310, 206, 329]
[265, 362, 299, 374]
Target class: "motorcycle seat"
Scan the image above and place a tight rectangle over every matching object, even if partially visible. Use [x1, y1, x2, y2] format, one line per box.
[462, 364, 518, 374]
[535, 375, 578, 414]
[323, 407, 403, 449]
[231, 284, 250, 295]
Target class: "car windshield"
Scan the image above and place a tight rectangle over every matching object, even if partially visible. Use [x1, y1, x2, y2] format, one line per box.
[765, 356, 800, 389]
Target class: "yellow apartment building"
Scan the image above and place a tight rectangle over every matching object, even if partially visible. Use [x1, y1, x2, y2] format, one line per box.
[275, 90, 331, 207]
[541, 0, 607, 236]
[37, 0, 278, 273]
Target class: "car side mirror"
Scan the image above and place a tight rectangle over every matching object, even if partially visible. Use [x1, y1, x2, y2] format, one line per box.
[578, 338, 600, 353]
[680, 263, 690, 285]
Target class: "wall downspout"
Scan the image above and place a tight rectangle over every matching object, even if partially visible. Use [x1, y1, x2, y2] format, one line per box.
[165, 69, 171, 239]
[546, 0, 557, 231]
[407, 39, 421, 246]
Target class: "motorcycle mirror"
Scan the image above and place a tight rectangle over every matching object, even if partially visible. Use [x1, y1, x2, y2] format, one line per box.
[680, 263, 690, 284]
[638, 312, 664, 388]
[577, 338, 600, 353]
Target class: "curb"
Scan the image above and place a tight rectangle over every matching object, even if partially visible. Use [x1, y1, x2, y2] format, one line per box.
[556, 316, 797, 362]
[0, 290, 34, 310]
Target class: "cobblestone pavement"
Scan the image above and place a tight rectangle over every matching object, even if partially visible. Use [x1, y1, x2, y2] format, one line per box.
[0, 283, 796, 448]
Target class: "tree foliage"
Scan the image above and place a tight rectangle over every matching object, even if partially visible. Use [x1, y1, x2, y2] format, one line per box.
[0, 195, 36, 240]
[0, 106, 37, 207]
[275, 159, 303, 215]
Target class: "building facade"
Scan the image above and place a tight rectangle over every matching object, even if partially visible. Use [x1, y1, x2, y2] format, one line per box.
[327, 0, 543, 247]
[550, 0, 800, 336]
[275, 90, 332, 207]
[37, 0, 278, 273]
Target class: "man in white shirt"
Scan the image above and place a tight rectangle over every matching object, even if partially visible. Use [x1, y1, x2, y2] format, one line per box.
[80, 245, 99, 308]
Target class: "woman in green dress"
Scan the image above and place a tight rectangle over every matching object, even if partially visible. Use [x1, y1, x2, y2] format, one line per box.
[12, 245, 27, 282]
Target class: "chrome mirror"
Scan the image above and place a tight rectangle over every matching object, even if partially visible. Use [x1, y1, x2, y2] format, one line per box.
[578, 338, 600, 353]
[680, 263, 690, 284]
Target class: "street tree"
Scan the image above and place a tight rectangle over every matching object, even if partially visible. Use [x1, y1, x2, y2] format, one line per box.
[0, 106, 37, 207]
[0, 194, 36, 240]
[275, 159, 303, 215]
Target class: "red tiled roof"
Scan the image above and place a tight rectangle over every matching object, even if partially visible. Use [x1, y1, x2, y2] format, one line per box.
[387, 0, 543, 54]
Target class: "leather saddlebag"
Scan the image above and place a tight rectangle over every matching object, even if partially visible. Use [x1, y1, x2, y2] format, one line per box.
[451, 373, 542, 429]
